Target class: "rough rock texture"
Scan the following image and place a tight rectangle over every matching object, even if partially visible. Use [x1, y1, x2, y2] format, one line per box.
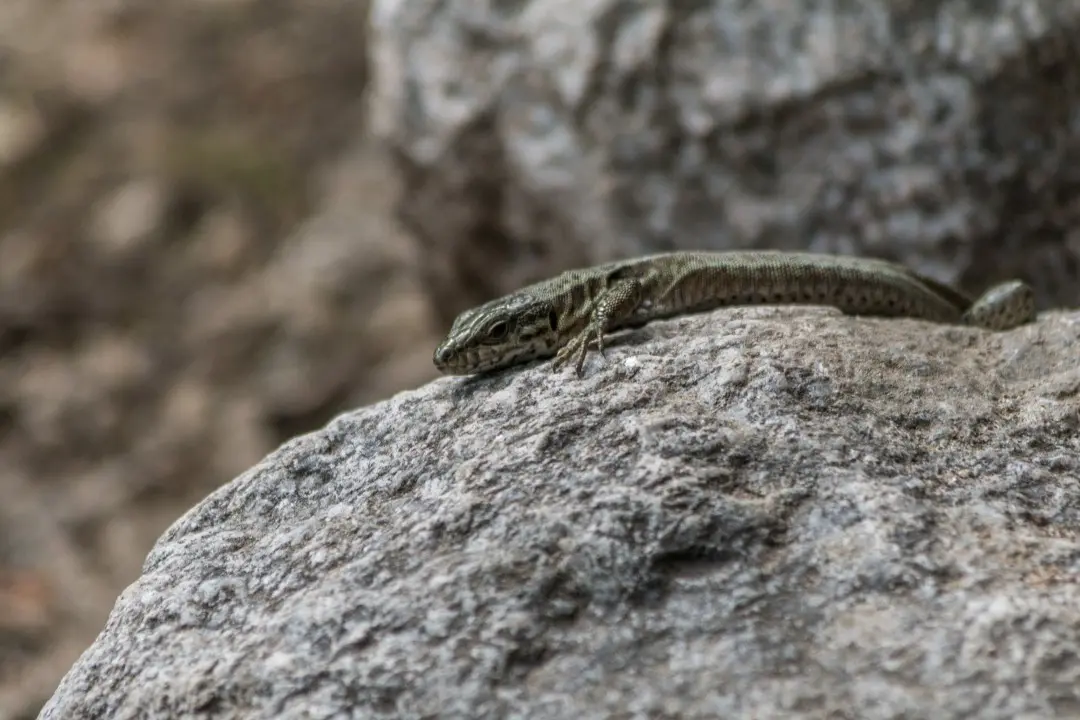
[370, 0, 1080, 323]
[41, 307, 1080, 719]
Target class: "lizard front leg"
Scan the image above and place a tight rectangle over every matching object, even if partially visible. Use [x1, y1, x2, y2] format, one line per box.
[551, 278, 644, 376]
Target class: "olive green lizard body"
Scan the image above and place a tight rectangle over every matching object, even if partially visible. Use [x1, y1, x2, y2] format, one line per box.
[433, 250, 1036, 377]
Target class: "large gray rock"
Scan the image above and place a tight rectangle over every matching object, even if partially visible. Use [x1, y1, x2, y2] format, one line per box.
[370, 0, 1080, 320]
[41, 306, 1080, 719]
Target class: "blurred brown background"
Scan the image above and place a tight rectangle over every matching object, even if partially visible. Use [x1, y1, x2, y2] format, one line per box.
[0, 1, 447, 716]
[3, 0, 1080, 716]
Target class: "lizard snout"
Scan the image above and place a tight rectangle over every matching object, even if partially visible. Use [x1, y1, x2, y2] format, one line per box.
[433, 341, 464, 373]
[433, 344, 452, 366]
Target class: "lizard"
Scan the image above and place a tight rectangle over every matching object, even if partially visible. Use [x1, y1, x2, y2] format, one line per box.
[432, 250, 1037, 377]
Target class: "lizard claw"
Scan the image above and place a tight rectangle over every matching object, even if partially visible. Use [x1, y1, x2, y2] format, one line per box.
[572, 326, 607, 376]
[552, 322, 609, 376]
[552, 338, 579, 372]
[574, 346, 588, 377]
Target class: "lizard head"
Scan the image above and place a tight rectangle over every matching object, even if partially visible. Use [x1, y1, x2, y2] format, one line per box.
[433, 293, 561, 375]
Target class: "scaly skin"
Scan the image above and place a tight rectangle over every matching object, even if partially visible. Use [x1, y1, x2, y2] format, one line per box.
[433, 251, 1036, 376]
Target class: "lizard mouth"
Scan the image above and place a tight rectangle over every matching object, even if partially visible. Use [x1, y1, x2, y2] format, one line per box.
[433, 335, 560, 375]
[433, 343, 549, 375]
[433, 347, 508, 375]
[432, 343, 501, 375]
[432, 343, 470, 375]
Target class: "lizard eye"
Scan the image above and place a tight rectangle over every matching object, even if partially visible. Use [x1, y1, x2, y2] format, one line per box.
[548, 310, 558, 331]
[486, 320, 508, 340]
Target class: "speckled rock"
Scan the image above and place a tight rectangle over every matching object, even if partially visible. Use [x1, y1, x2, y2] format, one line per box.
[41, 306, 1080, 719]
[370, 0, 1080, 320]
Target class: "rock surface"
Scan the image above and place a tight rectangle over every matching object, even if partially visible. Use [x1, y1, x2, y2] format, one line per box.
[41, 307, 1080, 719]
[371, 0, 1080, 322]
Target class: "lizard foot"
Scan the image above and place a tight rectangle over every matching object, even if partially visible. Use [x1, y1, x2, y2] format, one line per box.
[552, 325, 606, 376]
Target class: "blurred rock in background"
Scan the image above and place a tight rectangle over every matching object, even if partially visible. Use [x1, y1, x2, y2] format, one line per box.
[372, 0, 1080, 318]
[4, 0, 1080, 716]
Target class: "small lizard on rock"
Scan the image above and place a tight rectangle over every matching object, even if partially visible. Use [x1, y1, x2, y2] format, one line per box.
[433, 251, 1036, 377]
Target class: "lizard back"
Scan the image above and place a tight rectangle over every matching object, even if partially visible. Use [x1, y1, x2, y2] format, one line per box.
[594, 251, 970, 329]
